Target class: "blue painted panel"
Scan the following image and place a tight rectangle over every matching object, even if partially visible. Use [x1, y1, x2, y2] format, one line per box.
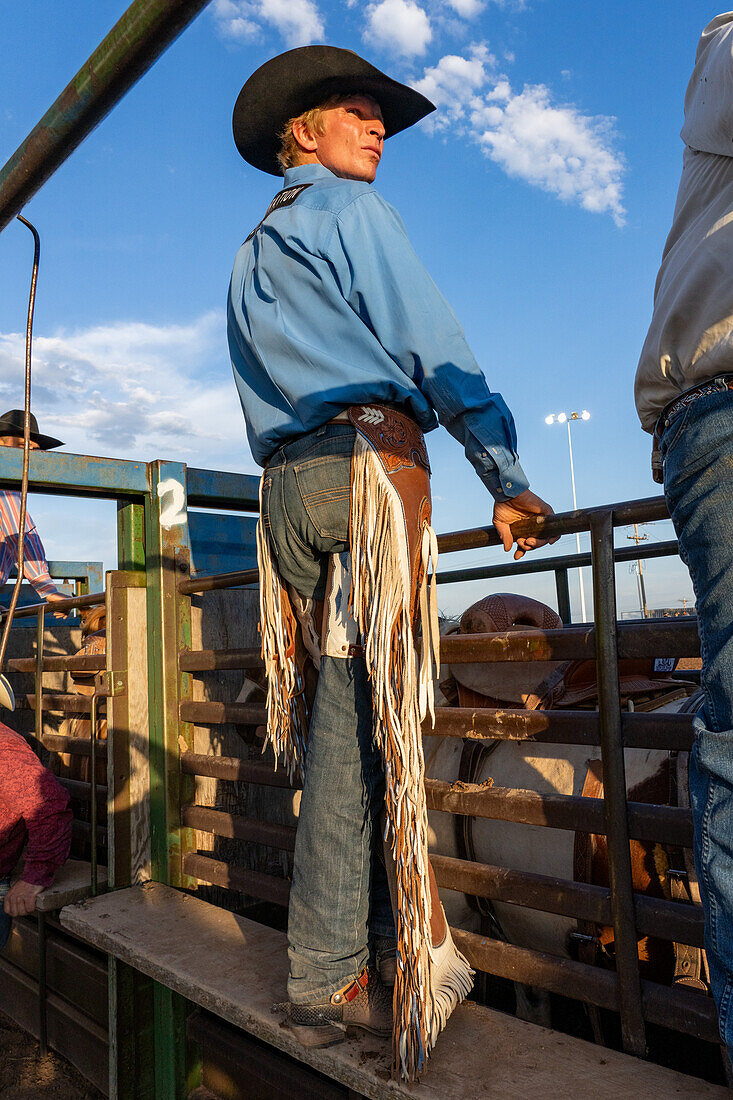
[188, 511, 258, 576]
[0, 449, 148, 497]
[187, 467, 260, 512]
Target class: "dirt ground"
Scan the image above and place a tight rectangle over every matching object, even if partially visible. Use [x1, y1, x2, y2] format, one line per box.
[0, 1011, 102, 1100]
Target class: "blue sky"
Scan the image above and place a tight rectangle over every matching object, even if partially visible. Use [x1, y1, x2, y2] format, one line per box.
[0, 1, 719, 616]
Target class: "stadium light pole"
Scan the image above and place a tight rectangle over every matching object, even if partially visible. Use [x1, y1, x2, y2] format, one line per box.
[545, 410, 591, 622]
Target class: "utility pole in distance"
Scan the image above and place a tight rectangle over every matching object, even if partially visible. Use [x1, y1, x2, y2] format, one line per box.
[627, 523, 649, 618]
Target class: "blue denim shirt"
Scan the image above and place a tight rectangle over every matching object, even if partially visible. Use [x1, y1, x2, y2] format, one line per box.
[228, 163, 528, 500]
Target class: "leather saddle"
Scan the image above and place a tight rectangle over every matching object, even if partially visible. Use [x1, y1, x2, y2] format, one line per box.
[447, 592, 695, 712]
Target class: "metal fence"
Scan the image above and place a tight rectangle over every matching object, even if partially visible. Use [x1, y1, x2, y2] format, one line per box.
[172, 493, 719, 1062]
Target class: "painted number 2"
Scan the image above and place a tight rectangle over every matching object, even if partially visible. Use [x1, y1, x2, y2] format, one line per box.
[157, 477, 186, 529]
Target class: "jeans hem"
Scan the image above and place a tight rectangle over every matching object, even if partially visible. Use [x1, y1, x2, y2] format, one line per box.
[287, 966, 364, 1006]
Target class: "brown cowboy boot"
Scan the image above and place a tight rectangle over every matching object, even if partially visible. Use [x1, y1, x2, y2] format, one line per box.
[278, 966, 392, 1040]
[375, 934, 397, 988]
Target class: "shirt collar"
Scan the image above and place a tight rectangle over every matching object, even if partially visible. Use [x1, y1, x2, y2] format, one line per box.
[282, 164, 337, 187]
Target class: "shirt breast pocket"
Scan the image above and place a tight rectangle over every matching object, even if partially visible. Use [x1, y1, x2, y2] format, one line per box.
[293, 451, 352, 542]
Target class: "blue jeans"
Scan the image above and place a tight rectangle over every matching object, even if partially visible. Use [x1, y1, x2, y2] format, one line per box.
[662, 388, 733, 1058]
[261, 423, 395, 1005]
[0, 877, 11, 951]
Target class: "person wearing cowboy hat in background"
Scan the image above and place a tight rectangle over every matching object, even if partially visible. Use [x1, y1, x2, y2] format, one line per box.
[227, 45, 557, 1078]
[0, 409, 68, 620]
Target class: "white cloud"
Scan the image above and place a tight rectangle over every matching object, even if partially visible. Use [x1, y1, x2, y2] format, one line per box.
[0, 312, 256, 473]
[415, 49, 626, 225]
[415, 47, 494, 126]
[365, 0, 433, 57]
[260, 0, 324, 47]
[212, 0, 324, 48]
[212, 0, 259, 41]
[445, 0, 485, 17]
[472, 85, 626, 225]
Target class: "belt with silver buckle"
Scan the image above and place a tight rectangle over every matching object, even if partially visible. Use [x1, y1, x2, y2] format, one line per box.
[658, 374, 733, 435]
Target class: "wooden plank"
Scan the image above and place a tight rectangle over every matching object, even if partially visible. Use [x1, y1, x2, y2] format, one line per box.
[61, 883, 726, 1100]
[128, 583, 152, 886]
[35, 859, 107, 911]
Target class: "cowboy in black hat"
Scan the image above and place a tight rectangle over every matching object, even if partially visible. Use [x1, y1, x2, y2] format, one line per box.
[0, 410, 67, 621]
[227, 46, 556, 1079]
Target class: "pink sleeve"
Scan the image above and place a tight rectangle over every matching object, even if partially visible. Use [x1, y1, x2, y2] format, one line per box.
[18, 766, 73, 888]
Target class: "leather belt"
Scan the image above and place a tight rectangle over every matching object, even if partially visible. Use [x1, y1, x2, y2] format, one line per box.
[658, 373, 733, 435]
[651, 373, 733, 484]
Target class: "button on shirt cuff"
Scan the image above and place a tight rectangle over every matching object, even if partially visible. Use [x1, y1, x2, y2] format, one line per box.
[477, 456, 530, 502]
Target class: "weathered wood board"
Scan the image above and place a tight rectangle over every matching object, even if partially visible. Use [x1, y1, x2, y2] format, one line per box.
[35, 859, 107, 911]
[61, 882, 726, 1100]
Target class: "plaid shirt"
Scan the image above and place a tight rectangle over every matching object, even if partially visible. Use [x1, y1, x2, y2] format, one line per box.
[0, 723, 72, 887]
[0, 490, 60, 599]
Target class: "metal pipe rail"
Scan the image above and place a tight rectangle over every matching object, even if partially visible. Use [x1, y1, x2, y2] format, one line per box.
[178, 567, 258, 596]
[180, 751, 293, 788]
[437, 494, 670, 554]
[179, 701, 266, 726]
[436, 538, 680, 586]
[440, 619, 699, 662]
[43, 734, 107, 758]
[181, 805, 296, 852]
[183, 852, 290, 908]
[0, 591, 104, 621]
[425, 780, 692, 848]
[6, 654, 106, 674]
[183, 804, 703, 947]
[0, 0, 213, 233]
[58, 777, 108, 809]
[178, 615, 699, 673]
[432, 709, 695, 752]
[20, 693, 102, 714]
[179, 703, 695, 752]
[178, 647, 261, 672]
[179, 750, 693, 846]
[451, 929, 719, 1045]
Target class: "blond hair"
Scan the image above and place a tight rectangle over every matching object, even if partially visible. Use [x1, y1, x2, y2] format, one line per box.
[277, 94, 350, 172]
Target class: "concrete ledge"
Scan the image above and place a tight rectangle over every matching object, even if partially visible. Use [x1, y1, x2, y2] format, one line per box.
[60, 882, 726, 1100]
[35, 860, 107, 912]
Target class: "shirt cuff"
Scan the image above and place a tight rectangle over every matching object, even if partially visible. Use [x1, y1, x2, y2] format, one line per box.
[18, 862, 56, 889]
[476, 455, 530, 501]
[31, 577, 61, 600]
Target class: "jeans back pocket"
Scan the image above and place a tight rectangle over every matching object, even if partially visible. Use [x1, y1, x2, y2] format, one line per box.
[293, 444, 353, 542]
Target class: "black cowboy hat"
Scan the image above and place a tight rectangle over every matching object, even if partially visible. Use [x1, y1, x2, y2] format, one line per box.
[233, 45, 436, 176]
[0, 410, 63, 450]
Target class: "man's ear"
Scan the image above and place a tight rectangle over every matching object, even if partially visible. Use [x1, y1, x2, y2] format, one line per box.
[291, 117, 318, 155]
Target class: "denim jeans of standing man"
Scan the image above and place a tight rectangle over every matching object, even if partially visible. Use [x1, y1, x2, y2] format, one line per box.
[261, 422, 395, 1005]
[662, 387, 733, 1060]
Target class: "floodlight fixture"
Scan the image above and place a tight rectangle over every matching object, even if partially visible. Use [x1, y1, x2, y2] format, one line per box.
[544, 404, 592, 622]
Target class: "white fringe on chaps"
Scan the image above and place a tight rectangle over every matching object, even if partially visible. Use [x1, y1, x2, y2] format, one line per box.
[256, 476, 308, 782]
[350, 432, 473, 1081]
[257, 416, 473, 1082]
